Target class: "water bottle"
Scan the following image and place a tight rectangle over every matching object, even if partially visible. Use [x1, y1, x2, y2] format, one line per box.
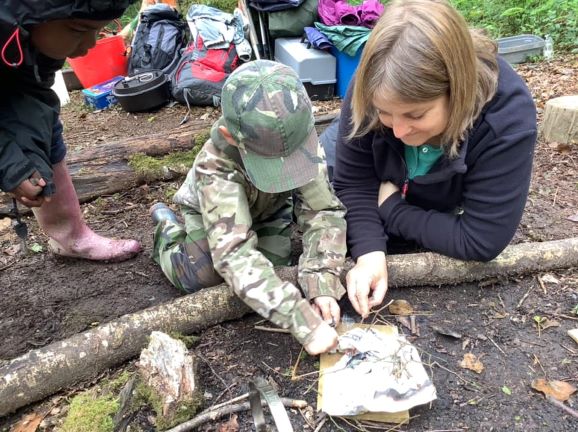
[543, 35, 554, 61]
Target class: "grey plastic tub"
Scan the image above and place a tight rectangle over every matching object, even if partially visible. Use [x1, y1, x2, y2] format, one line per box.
[497, 34, 545, 64]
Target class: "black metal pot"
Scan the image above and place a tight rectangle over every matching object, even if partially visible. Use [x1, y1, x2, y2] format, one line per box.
[112, 70, 170, 112]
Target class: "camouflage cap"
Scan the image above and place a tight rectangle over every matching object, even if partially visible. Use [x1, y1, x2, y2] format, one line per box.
[220, 60, 321, 193]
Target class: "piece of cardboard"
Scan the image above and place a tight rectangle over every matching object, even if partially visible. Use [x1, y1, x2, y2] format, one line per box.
[317, 323, 410, 425]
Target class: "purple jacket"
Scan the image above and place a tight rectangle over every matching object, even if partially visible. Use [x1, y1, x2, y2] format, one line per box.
[333, 57, 537, 262]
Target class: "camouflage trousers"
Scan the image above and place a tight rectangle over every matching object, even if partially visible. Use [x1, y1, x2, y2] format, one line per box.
[152, 200, 293, 293]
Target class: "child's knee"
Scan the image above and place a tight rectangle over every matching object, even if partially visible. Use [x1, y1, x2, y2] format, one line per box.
[162, 238, 223, 293]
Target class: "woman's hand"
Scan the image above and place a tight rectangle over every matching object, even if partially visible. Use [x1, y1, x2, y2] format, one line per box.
[10, 171, 51, 207]
[311, 296, 341, 327]
[378, 181, 399, 206]
[346, 251, 388, 318]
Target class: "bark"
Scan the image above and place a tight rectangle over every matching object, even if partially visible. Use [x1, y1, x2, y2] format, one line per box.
[2, 237, 576, 417]
[541, 95, 578, 145]
[0, 114, 338, 216]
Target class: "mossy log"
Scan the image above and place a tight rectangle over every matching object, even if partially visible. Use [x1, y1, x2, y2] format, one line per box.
[541, 95, 578, 145]
[0, 114, 338, 216]
[3, 238, 575, 417]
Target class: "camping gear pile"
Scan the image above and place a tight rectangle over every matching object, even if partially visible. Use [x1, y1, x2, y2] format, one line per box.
[68, 0, 386, 112]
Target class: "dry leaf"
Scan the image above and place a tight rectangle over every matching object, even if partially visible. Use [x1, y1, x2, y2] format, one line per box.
[11, 412, 44, 432]
[567, 214, 578, 223]
[540, 318, 560, 330]
[0, 217, 11, 233]
[395, 315, 412, 332]
[531, 379, 576, 401]
[568, 329, 578, 345]
[388, 299, 414, 315]
[217, 414, 239, 432]
[460, 353, 484, 374]
[540, 274, 560, 284]
[432, 325, 462, 339]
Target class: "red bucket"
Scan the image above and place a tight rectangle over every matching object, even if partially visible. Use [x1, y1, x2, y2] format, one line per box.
[68, 35, 128, 88]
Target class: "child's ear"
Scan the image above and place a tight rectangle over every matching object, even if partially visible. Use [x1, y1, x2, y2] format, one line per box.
[218, 125, 238, 147]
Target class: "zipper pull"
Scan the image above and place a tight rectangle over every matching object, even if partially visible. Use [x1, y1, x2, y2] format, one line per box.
[401, 179, 409, 200]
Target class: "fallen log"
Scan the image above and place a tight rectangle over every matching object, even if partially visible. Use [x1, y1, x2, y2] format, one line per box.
[2, 237, 576, 416]
[0, 114, 338, 216]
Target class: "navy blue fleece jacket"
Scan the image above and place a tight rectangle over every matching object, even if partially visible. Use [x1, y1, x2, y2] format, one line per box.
[333, 57, 537, 262]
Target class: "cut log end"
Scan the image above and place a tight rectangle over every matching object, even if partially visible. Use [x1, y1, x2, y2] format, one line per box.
[542, 95, 578, 145]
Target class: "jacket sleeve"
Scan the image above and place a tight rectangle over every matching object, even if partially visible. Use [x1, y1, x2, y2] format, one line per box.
[379, 127, 537, 261]
[332, 84, 388, 261]
[0, 129, 37, 192]
[294, 157, 347, 301]
[195, 142, 324, 345]
[0, 93, 55, 193]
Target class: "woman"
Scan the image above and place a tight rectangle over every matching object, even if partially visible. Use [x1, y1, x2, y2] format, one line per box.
[0, 0, 142, 261]
[330, 0, 537, 317]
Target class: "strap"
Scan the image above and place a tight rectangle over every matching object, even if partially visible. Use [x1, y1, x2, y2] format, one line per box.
[249, 377, 293, 432]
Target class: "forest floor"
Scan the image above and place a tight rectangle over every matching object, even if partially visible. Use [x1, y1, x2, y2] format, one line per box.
[1, 55, 578, 431]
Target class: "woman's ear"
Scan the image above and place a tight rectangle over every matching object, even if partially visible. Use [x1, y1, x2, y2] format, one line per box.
[218, 125, 238, 147]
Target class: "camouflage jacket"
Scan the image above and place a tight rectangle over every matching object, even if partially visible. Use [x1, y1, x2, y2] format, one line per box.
[173, 122, 347, 344]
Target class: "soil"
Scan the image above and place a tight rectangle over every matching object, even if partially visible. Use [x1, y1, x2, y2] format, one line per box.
[1, 56, 578, 431]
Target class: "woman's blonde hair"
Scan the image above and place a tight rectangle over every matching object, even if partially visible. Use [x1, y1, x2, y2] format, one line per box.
[350, 0, 498, 157]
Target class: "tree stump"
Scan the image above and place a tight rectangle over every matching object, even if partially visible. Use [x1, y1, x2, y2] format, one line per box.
[542, 95, 578, 144]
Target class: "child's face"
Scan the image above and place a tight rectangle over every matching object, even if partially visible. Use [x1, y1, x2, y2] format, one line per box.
[30, 18, 111, 59]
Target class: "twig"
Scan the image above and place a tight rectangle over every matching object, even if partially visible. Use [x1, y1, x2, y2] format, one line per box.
[196, 353, 231, 401]
[537, 275, 547, 295]
[207, 392, 249, 412]
[291, 346, 305, 380]
[517, 284, 534, 308]
[166, 397, 308, 432]
[101, 204, 138, 215]
[313, 415, 328, 432]
[0, 259, 17, 272]
[559, 343, 578, 355]
[545, 395, 578, 419]
[550, 313, 578, 322]
[487, 335, 506, 356]
[211, 382, 238, 407]
[552, 186, 559, 206]
[298, 407, 316, 430]
[533, 354, 548, 379]
[254, 325, 291, 334]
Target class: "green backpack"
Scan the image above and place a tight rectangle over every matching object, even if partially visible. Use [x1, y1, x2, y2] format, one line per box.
[268, 0, 319, 38]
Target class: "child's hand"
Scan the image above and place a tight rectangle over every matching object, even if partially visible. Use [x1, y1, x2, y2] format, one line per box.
[303, 321, 339, 355]
[311, 296, 341, 327]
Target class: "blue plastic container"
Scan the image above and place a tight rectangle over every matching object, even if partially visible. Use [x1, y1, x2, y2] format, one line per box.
[331, 45, 364, 98]
[82, 76, 124, 110]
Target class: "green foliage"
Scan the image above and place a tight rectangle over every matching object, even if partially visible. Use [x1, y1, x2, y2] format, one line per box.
[179, 0, 238, 14]
[452, 0, 578, 50]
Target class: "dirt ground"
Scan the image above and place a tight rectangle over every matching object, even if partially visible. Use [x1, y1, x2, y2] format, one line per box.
[1, 56, 578, 431]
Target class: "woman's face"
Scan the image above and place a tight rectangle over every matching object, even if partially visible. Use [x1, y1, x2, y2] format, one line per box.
[30, 18, 110, 59]
[373, 92, 450, 147]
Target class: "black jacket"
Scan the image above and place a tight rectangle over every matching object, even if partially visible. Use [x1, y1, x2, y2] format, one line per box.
[333, 57, 537, 262]
[0, 0, 133, 194]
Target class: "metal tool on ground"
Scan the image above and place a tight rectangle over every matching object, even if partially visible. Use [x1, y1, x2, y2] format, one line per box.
[249, 377, 293, 431]
[10, 198, 28, 254]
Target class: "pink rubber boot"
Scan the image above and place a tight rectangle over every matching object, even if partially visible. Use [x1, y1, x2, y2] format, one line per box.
[33, 160, 142, 262]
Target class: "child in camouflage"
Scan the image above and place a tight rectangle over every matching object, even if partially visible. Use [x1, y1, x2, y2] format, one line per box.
[151, 60, 347, 355]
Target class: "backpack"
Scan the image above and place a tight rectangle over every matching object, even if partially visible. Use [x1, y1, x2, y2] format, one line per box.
[128, 3, 188, 76]
[171, 34, 240, 107]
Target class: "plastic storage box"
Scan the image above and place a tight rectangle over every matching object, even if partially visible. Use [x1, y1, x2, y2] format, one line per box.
[274, 38, 336, 101]
[331, 45, 364, 98]
[82, 76, 124, 110]
[497, 34, 545, 64]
